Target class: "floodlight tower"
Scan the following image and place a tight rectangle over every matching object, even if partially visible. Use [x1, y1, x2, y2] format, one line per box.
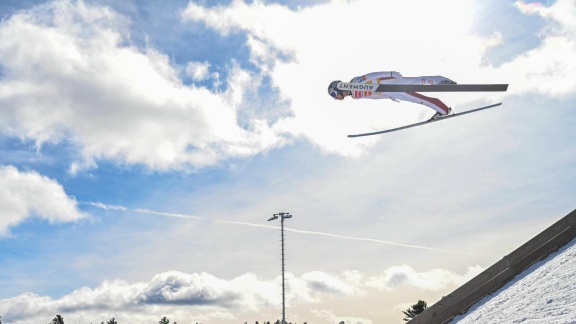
[267, 212, 292, 324]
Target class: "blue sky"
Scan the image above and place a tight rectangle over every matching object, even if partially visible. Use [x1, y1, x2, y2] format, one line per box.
[1, 0, 575, 323]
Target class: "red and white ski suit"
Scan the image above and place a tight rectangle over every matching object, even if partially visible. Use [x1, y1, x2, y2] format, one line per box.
[349, 71, 454, 114]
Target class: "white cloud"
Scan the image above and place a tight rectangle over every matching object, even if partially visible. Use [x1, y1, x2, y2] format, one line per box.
[0, 165, 86, 236]
[366, 264, 484, 292]
[516, 0, 576, 28]
[185, 60, 211, 81]
[0, 269, 367, 323]
[2, 0, 574, 170]
[498, 0, 576, 96]
[0, 0, 286, 171]
[0, 266, 486, 322]
[299, 271, 365, 300]
[138, 271, 277, 311]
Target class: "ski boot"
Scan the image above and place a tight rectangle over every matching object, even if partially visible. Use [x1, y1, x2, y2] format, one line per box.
[429, 108, 452, 121]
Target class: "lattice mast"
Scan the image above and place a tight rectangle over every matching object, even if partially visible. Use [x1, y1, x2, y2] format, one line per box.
[268, 212, 292, 324]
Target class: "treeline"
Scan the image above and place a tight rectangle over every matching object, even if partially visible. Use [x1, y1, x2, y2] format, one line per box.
[0, 316, 314, 324]
[43, 315, 310, 324]
[244, 322, 308, 324]
[1, 315, 314, 324]
[46, 315, 178, 324]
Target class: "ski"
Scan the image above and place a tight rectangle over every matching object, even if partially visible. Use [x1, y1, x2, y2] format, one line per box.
[336, 82, 508, 92]
[347, 103, 502, 138]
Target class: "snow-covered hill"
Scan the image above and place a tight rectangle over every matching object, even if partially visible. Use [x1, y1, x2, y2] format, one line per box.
[451, 238, 576, 324]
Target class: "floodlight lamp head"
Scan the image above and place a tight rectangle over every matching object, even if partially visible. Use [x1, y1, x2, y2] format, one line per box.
[267, 215, 279, 221]
[282, 214, 292, 219]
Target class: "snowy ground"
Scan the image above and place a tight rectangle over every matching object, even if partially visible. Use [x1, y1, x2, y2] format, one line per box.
[451, 237, 576, 324]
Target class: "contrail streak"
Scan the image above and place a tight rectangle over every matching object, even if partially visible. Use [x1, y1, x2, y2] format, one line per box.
[86, 202, 495, 258]
[282, 228, 494, 257]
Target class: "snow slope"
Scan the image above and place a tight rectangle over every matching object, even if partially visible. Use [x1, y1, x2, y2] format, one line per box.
[451, 238, 576, 324]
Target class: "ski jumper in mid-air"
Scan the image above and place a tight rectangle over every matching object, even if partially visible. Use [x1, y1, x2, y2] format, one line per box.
[328, 71, 457, 120]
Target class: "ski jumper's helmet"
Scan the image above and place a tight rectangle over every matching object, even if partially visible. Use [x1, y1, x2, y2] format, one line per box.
[328, 80, 342, 99]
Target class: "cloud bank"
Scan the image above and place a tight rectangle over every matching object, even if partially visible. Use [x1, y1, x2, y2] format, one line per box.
[0, 0, 286, 172]
[179, 0, 576, 154]
[0, 265, 480, 323]
[1, 0, 575, 172]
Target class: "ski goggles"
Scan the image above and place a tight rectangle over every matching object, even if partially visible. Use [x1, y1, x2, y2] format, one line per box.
[330, 88, 341, 99]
